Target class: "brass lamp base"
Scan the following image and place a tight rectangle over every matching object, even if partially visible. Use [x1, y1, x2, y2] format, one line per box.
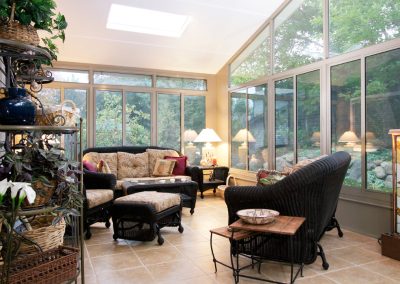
[381, 233, 400, 261]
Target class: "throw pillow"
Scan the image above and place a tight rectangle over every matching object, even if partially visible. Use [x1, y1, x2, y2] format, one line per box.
[97, 160, 112, 174]
[117, 152, 149, 179]
[98, 153, 118, 176]
[83, 160, 97, 172]
[165, 156, 187, 175]
[152, 159, 176, 177]
[146, 149, 179, 176]
[256, 169, 288, 186]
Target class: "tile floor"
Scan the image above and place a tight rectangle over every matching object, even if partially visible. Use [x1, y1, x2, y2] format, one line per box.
[82, 193, 400, 284]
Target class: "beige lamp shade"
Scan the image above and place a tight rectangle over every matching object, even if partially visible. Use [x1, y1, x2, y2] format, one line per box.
[311, 131, 320, 141]
[338, 131, 360, 143]
[233, 129, 256, 143]
[183, 129, 198, 142]
[194, 128, 222, 143]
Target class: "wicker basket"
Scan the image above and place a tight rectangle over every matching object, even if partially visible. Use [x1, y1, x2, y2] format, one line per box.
[18, 215, 66, 256]
[22, 180, 56, 209]
[35, 100, 80, 127]
[0, 21, 40, 46]
[1, 246, 78, 284]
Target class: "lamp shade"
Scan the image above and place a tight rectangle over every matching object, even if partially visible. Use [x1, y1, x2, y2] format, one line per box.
[194, 128, 222, 143]
[232, 129, 256, 143]
[338, 131, 360, 143]
[183, 129, 198, 142]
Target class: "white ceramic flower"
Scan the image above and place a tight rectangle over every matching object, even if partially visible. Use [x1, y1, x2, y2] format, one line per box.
[10, 182, 36, 205]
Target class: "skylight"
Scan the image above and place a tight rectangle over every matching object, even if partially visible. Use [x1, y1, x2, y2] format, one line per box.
[107, 4, 190, 38]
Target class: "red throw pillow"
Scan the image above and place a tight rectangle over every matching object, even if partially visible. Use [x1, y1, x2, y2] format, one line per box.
[165, 156, 187, 176]
[83, 160, 97, 172]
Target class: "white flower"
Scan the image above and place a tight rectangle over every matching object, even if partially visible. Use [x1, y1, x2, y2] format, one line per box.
[0, 178, 9, 196]
[10, 182, 36, 205]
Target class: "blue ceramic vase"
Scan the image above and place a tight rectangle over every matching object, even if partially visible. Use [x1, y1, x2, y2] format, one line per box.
[0, 88, 36, 125]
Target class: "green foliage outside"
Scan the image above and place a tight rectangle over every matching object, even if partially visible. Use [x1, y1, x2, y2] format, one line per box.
[157, 94, 181, 150]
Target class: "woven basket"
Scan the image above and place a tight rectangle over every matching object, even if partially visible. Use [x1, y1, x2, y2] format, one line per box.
[18, 215, 66, 256]
[0, 21, 40, 46]
[22, 180, 56, 209]
[35, 100, 80, 127]
[1, 246, 78, 284]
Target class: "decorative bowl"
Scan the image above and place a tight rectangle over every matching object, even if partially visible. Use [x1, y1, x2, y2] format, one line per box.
[236, 209, 280, 225]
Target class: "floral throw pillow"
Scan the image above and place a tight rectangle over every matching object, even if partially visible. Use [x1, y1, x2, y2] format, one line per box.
[256, 169, 288, 186]
[152, 159, 176, 177]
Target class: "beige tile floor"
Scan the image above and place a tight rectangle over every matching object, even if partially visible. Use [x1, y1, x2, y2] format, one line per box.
[82, 193, 400, 284]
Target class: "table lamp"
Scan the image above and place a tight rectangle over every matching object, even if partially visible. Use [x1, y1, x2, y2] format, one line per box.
[233, 128, 256, 164]
[194, 128, 221, 165]
[183, 129, 198, 164]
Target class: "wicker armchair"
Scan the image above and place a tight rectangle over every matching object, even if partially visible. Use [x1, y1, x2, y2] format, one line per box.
[224, 151, 351, 270]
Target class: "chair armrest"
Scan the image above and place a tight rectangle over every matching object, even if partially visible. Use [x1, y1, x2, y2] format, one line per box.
[83, 170, 117, 190]
[185, 166, 203, 187]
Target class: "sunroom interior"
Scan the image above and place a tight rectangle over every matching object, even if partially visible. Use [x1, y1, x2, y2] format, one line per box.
[3, 0, 400, 282]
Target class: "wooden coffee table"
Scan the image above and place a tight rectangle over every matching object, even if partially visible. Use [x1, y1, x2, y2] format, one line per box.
[229, 216, 306, 284]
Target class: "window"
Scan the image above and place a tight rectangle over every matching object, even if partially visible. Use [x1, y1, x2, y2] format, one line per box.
[64, 89, 88, 148]
[35, 88, 61, 106]
[183, 96, 205, 165]
[297, 70, 320, 160]
[94, 71, 152, 87]
[230, 26, 270, 87]
[275, 78, 294, 171]
[157, 94, 181, 150]
[50, 69, 89, 83]
[329, 0, 400, 56]
[230, 85, 267, 171]
[125, 92, 151, 146]
[366, 48, 400, 192]
[95, 90, 122, 146]
[156, 76, 207, 91]
[331, 60, 361, 188]
[274, 0, 323, 73]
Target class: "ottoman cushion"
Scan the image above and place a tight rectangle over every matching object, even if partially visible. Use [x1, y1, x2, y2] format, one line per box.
[86, 189, 114, 209]
[114, 191, 180, 212]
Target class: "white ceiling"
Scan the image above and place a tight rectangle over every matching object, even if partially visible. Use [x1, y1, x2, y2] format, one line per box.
[54, 0, 285, 74]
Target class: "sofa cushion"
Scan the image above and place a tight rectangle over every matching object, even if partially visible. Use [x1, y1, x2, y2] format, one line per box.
[86, 189, 114, 209]
[83, 152, 118, 177]
[165, 156, 187, 175]
[114, 191, 180, 213]
[146, 149, 179, 175]
[152, 159, 176, 177]
[117, 152, 149, 179]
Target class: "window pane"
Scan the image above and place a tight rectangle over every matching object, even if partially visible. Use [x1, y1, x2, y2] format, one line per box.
[297, 70, 320, 160]
[94, 71, 152, 87]
[157, 94, 181, 150]
[329, 0, 400, 56]
[126, 92, 151, 146]
[274, 0, 323, 73]
[156, 76, 207, 91]
[331, 60, 361, 188]
[231, 90, 247, 170]
[248, 85, 267, 171]
[366, 48, 400, 192]
[50, 69, 89, 83]
[275, 78, 294, 171]
[230, 26, 270, 87]
[35, 88, 61, 106]
[64, 89, 88, 149]
[95, 90, 122, 146]
[184, 96, 205, 165]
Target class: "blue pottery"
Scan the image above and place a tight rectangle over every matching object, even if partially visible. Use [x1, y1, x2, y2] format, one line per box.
[0, 88, 36, 125]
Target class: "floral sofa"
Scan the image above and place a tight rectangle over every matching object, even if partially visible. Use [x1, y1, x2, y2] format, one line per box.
[81, 146, 200, 239]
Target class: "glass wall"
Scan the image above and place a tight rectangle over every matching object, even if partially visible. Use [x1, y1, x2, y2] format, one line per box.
[95, 90, 123, 146]
[65, 89, 88, 148]
[231, 90, 247, 169]
[297, 70, 320, 160]
[156, 76, 207, 91]
[157, 94, 181, 150]
[125, 92, 151, 146]
[275, 78, 294, 171]
[230, 26, 270, 88]
[274, 0, 323, 73]
[94, 71, 152, 87]
[366, 48, 400, 192]
[331, 60, 361, 188]
[184, 96, 206, 165]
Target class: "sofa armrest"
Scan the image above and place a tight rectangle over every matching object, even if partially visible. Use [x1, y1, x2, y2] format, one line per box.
[185, 166, 203, 187]
[83, 170, 117, 190]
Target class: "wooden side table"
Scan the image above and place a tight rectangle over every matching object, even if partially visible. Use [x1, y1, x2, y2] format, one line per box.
[229, 216, 306, 284]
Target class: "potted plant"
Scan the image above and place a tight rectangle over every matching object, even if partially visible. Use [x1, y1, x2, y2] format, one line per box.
[0, 0, 68, 61]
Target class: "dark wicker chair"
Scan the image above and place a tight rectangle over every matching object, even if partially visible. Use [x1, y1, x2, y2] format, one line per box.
[224, 151, 351, 270]
[189, 166, 229, 198]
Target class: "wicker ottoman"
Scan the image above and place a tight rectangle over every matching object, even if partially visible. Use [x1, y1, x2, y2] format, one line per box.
[112, 191, 184, 245]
